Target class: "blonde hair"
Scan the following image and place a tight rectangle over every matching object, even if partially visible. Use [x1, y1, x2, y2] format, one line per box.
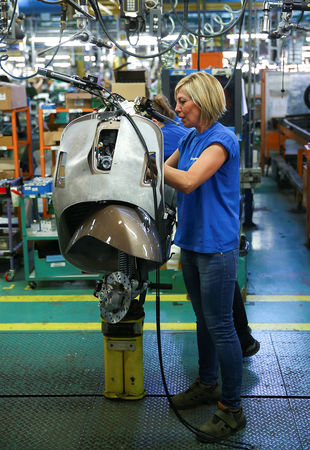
[175, 71, 226, 126]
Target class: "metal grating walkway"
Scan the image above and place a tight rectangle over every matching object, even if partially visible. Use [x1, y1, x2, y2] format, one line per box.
[0, 330, 310, 449]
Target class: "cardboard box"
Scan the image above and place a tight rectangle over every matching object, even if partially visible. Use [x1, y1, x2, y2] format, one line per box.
[111, 82, 146, 101]
[112, 69, 147, 101]
[43, 128, 64, 146]
[53, 128, 64, 144]
[0, 158, 15, 170]
[65, 92, 93, 109]
[43, 131, 56, 146]
[0, 158, 16, 179]
[0, 170, 15, 179]
[0, 136, 13, 147]
[0, 83, 27, 110]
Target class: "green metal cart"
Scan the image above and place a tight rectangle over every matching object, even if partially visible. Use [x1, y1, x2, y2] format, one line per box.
[19, 192, 101, 288]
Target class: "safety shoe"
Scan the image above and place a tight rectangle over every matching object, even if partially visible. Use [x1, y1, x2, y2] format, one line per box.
[242, 339, 260, 357]
[197, 401, 246, 443]
[170, 379, 221, 410]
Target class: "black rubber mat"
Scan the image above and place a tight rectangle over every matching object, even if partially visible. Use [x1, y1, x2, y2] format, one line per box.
[1, 331, 309, 449]
[1, 331, 309, 396]
[0, 397, 308, 449]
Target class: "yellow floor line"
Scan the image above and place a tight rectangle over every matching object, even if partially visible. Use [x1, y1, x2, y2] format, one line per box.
[0, 295, 96, 302]
[0, 294, 189, 302]
[2, 284, 15, 290]
[0, 322, 309, 331]
[1, 294, 310, 303]
[247, 295, 310, 302]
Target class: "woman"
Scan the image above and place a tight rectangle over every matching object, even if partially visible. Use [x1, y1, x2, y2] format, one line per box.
[164, 71, 246, 443]
[153, 92, 260, 358]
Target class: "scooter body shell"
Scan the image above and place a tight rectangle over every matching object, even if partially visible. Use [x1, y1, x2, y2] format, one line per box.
[53, 110, 167, 274]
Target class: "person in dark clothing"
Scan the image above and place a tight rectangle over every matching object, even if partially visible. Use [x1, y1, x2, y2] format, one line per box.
[233, 281, 260, 357]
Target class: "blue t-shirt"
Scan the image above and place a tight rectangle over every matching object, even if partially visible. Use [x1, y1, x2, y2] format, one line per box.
[162, 117, 191, 160]
[174, 122, 240, 253]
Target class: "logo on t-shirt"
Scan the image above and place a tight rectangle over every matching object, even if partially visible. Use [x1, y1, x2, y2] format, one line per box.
[190, 157, 198, 161]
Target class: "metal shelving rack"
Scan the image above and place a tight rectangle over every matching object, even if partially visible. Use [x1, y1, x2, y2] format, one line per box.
[0, 106, 33, 178]
[0, 179, 23, 281]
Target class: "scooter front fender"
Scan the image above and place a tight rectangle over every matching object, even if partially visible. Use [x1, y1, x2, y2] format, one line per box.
[62, 204, 162, 273]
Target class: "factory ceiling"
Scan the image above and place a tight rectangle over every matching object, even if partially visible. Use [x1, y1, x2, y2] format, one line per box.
[18, 0, 265, 17]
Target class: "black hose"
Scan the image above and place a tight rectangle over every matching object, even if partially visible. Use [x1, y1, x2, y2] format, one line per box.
[223, 2, 245, 91]
[122, 112, 163, 238]
[169, 0, 248, 39]
[64, 0, 96, 21]
[88, 0, 190, 60]
[155, 266, 255, 449]
[0, 28, 65, 80]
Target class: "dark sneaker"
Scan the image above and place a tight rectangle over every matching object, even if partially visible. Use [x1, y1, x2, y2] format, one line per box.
[197, 401, 246, 443]
[243, 339, 260, 357]
[171, 379, 220, 410]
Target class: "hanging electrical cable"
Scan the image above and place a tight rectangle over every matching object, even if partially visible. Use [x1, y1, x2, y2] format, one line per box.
[223, 3, 245, 91]
[156, 1, 244, 59]
[169, 0, 248, 39]
[0, 11, 66, 80]
[88, 0, 190, 59]
[37, 0, 97, 20]
[196, 0, 201, 71]
[0, 0, 18, 43]
[158, 0, 247, 66]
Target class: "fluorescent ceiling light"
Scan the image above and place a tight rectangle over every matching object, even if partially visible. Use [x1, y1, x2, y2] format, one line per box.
[116, 37, 157, 46]
[8, 56, 25, 62]
[223, 51, 236, 58]
[162, 34, 179, 41]
[116, 33, 182, 46]
[45, 54, 71, 60]
[30, 36, 91, 47]
[52, 62, 71, 68]
[227, 33, 268, 41]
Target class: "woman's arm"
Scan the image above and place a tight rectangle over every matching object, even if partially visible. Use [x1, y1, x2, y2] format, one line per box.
[165, 149, 180, 168]
[164, 144, 228, 194]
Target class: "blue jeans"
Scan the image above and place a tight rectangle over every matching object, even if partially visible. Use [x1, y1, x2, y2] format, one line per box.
[181, 248, 242, 409]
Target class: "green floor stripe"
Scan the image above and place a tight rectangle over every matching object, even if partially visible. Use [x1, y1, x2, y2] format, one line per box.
[0, 322, 309, 331]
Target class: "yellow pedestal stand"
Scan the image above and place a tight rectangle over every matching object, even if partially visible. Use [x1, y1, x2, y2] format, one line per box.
[101, 315, 146, 400]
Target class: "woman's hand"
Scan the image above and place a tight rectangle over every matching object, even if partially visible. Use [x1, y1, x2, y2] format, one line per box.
[145, 154, 158, 182]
